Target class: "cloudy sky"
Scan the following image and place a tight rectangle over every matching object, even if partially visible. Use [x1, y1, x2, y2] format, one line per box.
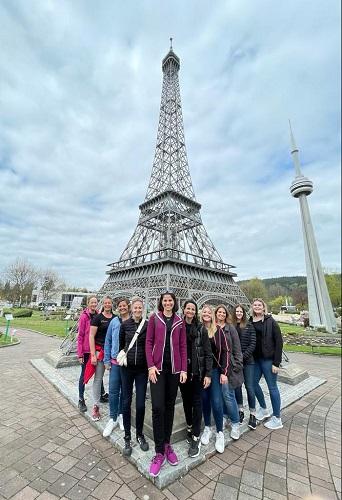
[0, 0, 340, 290]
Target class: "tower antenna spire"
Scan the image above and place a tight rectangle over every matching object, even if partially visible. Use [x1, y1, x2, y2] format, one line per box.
[170, 37, 173, 50]
[289, 120, 302, 177]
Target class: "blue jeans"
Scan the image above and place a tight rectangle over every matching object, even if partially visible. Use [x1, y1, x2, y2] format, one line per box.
[109, 364, 122, 420]
[222, 383, 240, 425]
[121, 367, 148, 439]
[235, 363, 256, 411]
[254, 358, 281, 418]
[202, 368, 223, 432]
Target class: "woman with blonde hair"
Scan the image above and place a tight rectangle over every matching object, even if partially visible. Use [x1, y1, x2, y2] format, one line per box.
[77, 295, 98, 413]
[231, 304, 257, 429]
[214, 304, 243, 441]
[251, 298, 283, 430]
[200, 304, 228, 453]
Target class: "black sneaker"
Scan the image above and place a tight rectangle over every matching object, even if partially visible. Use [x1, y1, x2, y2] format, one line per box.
[100, 393, 109, 403]
[248, 414, 257, 430]
[137, 434, 149, 452]
[186, 427, 192, 444]
[239, 410, 245, 424]
[188, 436, 201, 458]
[78, 399, 87, 413]
[123, 437, 132, 457]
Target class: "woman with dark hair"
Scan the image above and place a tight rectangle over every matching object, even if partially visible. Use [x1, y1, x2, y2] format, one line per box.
[102, 298, 130, 437]
[145, 292, 187, 478]
[180, 300, 212, 458]
[231, 304, 257, 429]
[215, 304, 243, 442]
[251, 298, 283, 430]
[119, 297, 149, 457]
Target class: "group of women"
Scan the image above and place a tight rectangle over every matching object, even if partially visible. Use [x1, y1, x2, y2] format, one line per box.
[77, 292, 283, 478]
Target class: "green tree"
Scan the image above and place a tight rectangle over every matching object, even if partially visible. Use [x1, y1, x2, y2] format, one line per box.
[269, 296, 286, 312]
[325, 273, 341, 307]
[240, 277, 268, 303]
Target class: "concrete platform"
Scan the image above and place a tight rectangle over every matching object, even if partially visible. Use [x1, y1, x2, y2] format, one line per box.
[31, 357, 325, 489]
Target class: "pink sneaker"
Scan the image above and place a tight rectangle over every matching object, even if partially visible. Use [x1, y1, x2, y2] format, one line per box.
[149, 453, 165, 477]
[92, 405, 101, 421]
[165, 443, 178, 466]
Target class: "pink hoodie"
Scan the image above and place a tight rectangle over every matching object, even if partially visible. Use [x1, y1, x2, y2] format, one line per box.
[77, 308, 94, 357]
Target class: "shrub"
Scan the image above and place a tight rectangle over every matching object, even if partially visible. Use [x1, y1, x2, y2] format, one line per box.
[3, 308, 33, 318]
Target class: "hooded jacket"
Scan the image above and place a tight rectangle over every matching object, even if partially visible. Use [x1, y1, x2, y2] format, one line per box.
[251, 314, 283, 367]
[145, 312, 187, 374]
[77, 308, 95, 357]
[223, 324, 244, 389]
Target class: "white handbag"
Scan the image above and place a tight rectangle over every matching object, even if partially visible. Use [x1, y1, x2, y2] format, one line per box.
[117, 317, 145, 367]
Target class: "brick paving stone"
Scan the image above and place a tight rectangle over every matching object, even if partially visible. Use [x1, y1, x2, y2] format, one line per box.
[243, 458, 264, 474]
[10, 485, 40, 499]
[217, 473, 241, 489]
[240, 470, 263, 490]
[188, 469, 211, 486]
[179, 474, 202, 494]
[29, 478, 51, 494]
[265, 461, 286, 479]
[287, 471, 310, 485]
[311, 484, 338, 499]
[115, 483, 137, 500]
[263, 474, 287, 495]
[114, 463, 140, 482]
[64, 483, 92, 500]
[40, 467, 64, 483]
[86, 465, 109, 482]
[0, 475, 29, 499]
[239, 483, 263, 498]
[287, 478, 311, 497]
[91, 478, 120, 500]
[213, 483, 238, 500]
[262, 489, 287, 500]
[310, 476, 336, 490]
[309, 463, 333, 482]
[168, 480, 192, 500]
[47, 473, 78, 497]
[54, 456, 79, 473]
[36, 493, 59, 500]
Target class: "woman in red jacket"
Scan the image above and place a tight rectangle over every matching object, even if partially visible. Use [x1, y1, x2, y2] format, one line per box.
[145, 292, 187, 478]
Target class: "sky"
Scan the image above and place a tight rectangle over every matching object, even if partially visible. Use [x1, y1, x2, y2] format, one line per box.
[0, 0, 341, 290]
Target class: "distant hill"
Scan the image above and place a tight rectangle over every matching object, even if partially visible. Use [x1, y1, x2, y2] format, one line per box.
[238, 276, 307, 290]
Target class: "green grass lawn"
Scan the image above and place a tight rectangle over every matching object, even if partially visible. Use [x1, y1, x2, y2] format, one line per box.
[284, 344, 341, 355]
[279, 323, 307, 335]
[0, 311, 74, 337]
[0, 335, 19, 345]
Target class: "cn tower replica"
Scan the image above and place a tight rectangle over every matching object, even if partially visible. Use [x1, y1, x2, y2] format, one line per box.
[289, 124, 336, 333]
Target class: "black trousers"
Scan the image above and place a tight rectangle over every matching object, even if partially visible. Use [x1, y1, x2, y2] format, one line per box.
[120, 367, 148, 439]
[179, 374, 203, 438]
[150, 370, 180, 454]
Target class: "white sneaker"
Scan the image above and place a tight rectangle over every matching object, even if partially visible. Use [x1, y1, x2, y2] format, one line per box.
[255, 407, 272, 421]
[201, 426, 212, 445]
[102, 418, 118, 437]
[230, 423, 240, 440]
[215, 431, 225, 453]
[264, 416, 283, 430]
[117, 414, 124, 431]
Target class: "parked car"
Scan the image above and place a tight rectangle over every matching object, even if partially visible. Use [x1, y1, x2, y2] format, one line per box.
[38, 302, 58, 311]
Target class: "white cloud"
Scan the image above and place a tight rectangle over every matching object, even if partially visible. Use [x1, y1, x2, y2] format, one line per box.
[0, 0, 340, 289]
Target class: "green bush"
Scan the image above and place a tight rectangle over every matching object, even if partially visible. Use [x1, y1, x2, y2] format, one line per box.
[3, 308, 33, 318]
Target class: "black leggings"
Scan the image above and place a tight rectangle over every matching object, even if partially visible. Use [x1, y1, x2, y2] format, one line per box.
[150, 370, 180, 454]
[179, 375, 203, 438]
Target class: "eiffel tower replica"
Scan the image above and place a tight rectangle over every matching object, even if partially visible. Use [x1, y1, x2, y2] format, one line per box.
[100, 41, 248, 310]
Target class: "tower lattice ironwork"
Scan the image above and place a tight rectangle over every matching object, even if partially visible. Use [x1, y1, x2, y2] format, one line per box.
[99, 44, 248, 310]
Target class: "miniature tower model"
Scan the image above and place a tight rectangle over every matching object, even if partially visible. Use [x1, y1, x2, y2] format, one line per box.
[100, 43, 248, 309]
[289, 123, 336, 332]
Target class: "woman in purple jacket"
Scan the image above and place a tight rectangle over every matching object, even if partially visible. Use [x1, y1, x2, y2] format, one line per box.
[146, 292, 187, 478]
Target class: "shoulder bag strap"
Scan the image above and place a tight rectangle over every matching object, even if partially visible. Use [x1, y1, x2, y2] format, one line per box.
[126, 317, 146, 354]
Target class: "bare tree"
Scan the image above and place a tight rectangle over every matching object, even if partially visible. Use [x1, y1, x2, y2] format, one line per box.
[38, 269, 65, 302]
[4, 258, 38, 306]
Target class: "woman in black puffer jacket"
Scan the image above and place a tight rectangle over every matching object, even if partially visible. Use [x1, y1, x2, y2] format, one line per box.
[119, 298, 149, 457]
[231, 304, 257, 430]
[180, 300, 212, 458]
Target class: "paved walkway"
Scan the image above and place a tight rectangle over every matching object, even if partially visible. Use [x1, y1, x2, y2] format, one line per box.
[0, 329, 340, 500]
